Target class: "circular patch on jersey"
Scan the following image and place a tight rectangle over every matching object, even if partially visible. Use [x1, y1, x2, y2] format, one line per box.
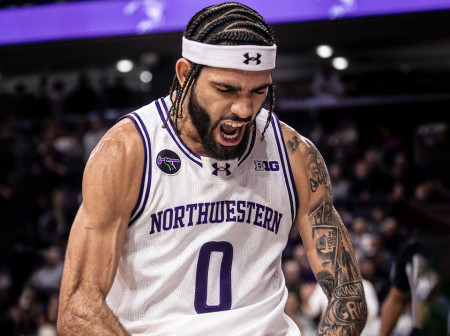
[156, 149, 181, 175]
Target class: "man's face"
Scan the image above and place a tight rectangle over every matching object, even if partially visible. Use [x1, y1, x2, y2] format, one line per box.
[186, 66, 271, 160]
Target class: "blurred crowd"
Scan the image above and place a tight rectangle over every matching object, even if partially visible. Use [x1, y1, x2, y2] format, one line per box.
[0, 73, 449, 336]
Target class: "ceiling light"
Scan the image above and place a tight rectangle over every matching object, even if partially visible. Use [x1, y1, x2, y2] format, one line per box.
[116, 59, 134, 73]
[316, 45, 333, 58]
[140, 71, 153, 83]
[332, 57, 348, 70]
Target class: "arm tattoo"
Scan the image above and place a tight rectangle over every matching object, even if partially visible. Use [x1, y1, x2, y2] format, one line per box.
[309, 199, 367, 335]
[305, 146, 332, 195]
[286, 135, 301, 154]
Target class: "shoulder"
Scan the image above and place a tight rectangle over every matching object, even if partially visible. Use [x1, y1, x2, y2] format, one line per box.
[279, 120, 316, 161]
[86, 117, 143, 165]
[82, 117, 144, 215]
[279, 120, 333, 206]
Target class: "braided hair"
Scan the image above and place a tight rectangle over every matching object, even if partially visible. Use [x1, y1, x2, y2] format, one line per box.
[167, 2, 276, 140]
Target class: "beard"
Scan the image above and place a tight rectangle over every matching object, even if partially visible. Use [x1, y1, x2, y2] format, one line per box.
[187, 85, 256, 161]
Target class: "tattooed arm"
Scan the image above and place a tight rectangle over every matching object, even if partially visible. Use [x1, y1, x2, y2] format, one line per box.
[282, 123, 367, 335]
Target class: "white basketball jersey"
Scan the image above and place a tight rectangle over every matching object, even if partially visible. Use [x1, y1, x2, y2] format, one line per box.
[106, 96, 301, 336]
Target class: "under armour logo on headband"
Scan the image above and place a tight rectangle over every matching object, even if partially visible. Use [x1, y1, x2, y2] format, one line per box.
[182, 37, 276, 71]
[243, 53, 261, 65]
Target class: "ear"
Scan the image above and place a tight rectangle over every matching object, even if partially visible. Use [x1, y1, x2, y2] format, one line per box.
[175, 58, 192, 86]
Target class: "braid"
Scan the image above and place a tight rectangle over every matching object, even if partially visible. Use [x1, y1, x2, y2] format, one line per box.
[167, 64, 202, 133]
[260, 84, 275, 141]
[168, 2, 276, 139]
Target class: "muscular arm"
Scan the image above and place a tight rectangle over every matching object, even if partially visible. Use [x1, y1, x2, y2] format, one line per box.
[283, 125, 367, 335]
[57, 119, 143, 336]
[379, 286, 407, 336]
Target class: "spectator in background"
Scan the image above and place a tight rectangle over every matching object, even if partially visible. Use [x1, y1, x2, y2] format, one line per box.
[379, 217, 404, 257]
[0, 118, 15, 218]
[82, 114, 107, 162]
[47, 79, 67, 120]
[301, 268, 379, 336]
[389, 182, 407, 218]
[292, 244, 316, 284]
[378, 235, 446, 336]
[309, 122, 326, 149]
[327, 118, 359, 165]
[0, 265, 12, 308]
[34, 76, 51, 119]
[53, 124, 84, 238]
[374, 125, 404, 161]
[329, 162, 350, 205]
[370, 206, 387, 233]
[349, 158, 380, 217]
[311, 65, 345, 99]
[37, 293, 59, 336]
[283, 259, 302, 294]
[10, 82, 35, 119]
[349, 216, 372, 260]
[29, 247, 64, 294]
[106, 76, 134, 109]
[366, 234, 393, 304]
[284, 291, 306, 334]
[66, 73, 97, 115]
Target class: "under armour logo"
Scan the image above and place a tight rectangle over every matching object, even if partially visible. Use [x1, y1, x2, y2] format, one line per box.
[212, 163, 231, 176]
[243, 53, 261, 65]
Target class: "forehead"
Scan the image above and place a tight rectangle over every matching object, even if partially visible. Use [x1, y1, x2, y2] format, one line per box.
[198, 66, 272, 88]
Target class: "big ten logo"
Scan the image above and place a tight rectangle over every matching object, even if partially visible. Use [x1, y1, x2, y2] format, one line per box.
[254, 160, 279, 172]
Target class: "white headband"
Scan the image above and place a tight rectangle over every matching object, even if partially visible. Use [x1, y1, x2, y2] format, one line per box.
[182, 37, 277, 71]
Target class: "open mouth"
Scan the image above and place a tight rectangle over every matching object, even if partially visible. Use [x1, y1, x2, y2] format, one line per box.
[218, 121, 247, 146]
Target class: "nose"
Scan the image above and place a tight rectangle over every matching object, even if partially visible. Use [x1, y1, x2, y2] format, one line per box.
[230, 95, 253, 120]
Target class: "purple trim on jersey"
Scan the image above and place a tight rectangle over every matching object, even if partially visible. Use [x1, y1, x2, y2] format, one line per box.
[238, 123, 256, 167]
[155, 98, 203, 167]
[117, 112, 152, 226]
[271, 114, 298, 222]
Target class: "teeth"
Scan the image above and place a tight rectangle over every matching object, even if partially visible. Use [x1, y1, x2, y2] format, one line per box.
[221, 129, 239, 139]
[223, 122, 243, 128]
[220, 121, 245, 140]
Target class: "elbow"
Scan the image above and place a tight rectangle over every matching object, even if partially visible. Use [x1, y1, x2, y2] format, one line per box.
[57, 302, 85, 336]
[57, 300, 72, 336]
[57, 312, 68, 336]
[348, 293, 368, 335]
[57, 293, 84, 335]
[57, 289, 110, 335]
[345, 281, 368, 331]
[56, 318, 66, 336]
[357, 281, 369, 326]
[360, 297, 368, 325]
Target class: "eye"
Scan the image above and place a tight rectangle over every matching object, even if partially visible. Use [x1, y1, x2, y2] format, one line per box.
[217, 87, 234, 94]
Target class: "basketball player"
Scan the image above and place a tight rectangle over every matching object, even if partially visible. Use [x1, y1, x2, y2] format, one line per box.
[57, 3, 367, 335]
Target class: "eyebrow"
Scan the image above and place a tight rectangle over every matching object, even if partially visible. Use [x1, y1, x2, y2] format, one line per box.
[211, 81, 271, 92]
